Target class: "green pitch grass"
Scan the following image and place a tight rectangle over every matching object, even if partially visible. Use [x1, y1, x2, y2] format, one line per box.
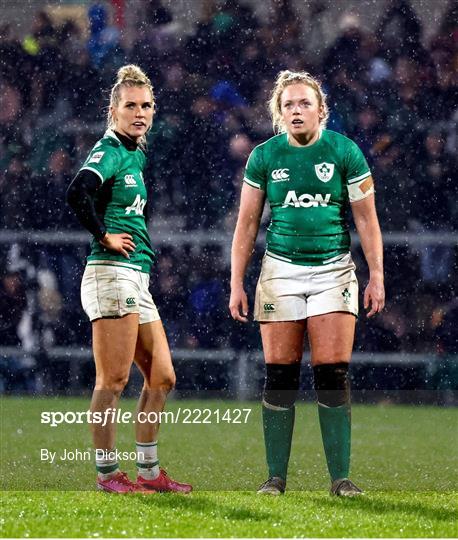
[1, 397, 457, 537]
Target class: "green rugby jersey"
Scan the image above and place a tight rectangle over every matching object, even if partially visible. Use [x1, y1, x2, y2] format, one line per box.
[79, 129, 155, 273]
[244, 129, 371, 265]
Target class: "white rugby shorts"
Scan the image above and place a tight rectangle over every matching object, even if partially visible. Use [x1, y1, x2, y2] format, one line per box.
[81, 263, 160, 324]
[254, 252, 358, 321]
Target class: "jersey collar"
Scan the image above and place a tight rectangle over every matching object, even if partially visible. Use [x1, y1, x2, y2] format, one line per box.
[104, 128, 120, 142]
[104, 128, 138, 151]
[286, 128, 323, 149]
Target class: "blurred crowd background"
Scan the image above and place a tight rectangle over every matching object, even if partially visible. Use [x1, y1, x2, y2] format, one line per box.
[0, 0, 457, 395]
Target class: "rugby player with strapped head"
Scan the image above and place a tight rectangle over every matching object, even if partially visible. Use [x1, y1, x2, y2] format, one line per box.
[67, 65, 192, 494]
[230, 70, 384, 496]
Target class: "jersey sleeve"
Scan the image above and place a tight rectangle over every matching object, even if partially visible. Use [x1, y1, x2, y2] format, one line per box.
[243, 145, 267, 191]
[79, 143, 121, 184]
[344, 140, 374, 202]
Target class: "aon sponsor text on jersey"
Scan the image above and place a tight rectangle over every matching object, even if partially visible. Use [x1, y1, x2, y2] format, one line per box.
[281, 190, 331, 208]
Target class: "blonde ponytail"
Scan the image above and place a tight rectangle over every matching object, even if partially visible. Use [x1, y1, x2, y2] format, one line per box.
[115, 64, 151, 86]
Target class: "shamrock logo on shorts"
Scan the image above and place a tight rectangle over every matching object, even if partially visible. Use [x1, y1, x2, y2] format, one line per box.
[342, 288, 351, 305]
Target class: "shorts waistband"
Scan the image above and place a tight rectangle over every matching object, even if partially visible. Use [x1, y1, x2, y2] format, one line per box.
[265, 251, 350, 266]
[86, 260, 144, 271]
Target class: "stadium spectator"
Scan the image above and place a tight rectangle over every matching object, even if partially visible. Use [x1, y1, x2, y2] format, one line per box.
[0, 154, 33, 230]
[414, 128, 456, 229]
[323, 13, 368, 81]
[151, 247, 188, 347]
[23, 11, 67, 115]
[22, 10, 56, 56]
[0, 23, 26, 86]
[0, 269, 27, 346]
[435, 297, 458, 356]
[62, 47, 104, 122]
[145, 0, 173, 26]
[31, 149, 77, 230]
[376, 0, 425, 62]
[182, 95, 231, 229]
[188, 245, 228, 348]
[0, 266, 35, 393]
[0, 80, 23, 151]
[222, 132, 254, 229]
[433, 297, 458, 405]
[410, 129, 456, 285]
[87, 3, 124, 70]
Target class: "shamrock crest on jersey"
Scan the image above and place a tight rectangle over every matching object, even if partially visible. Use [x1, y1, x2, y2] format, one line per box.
[314, 162, 335, 183]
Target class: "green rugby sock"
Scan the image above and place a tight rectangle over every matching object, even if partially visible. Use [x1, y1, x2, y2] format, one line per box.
[262, 402, 295, 481]
[318, 403, 351, 481]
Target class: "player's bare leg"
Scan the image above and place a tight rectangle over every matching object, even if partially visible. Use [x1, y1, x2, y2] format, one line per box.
[307, 312, 355, 365]
[257, 321, 306, 494]
[308, 311, 363, 496]
[91, 314, 138, 451]
[261, 321, 307, 365]
[133, 320, 192, 493]
[134, 320, 175, 443]
[91, 314, 148, 492]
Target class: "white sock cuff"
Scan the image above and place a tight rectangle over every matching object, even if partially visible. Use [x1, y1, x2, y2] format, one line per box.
[136, 441, 157, 447]
[262, 399, 292, 411]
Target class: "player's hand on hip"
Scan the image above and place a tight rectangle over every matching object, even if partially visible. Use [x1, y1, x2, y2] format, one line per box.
[229, 286, 249, 323]
[99, 232, 136, 259]
[364, 274, 385, 317]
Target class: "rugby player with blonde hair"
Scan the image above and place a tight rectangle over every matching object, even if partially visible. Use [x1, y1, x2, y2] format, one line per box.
[67, 65, 192, 493]
[230, 70, 384, 496]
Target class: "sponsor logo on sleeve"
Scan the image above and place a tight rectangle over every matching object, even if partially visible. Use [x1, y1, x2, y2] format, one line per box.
[89, 151, 105, 164]
[263, 303, 275, 312]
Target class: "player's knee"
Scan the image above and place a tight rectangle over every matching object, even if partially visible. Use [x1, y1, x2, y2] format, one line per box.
[263, 363, 301, 409]
[312, 362, 350, 407]
[161, 370, 176, 393]
[264, 350, 301, 364]
[96, 373, 129, 395]
[145, 370, 176, 393]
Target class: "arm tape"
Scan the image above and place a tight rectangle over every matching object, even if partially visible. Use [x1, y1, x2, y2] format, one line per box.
[347, 176, 375, 202]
